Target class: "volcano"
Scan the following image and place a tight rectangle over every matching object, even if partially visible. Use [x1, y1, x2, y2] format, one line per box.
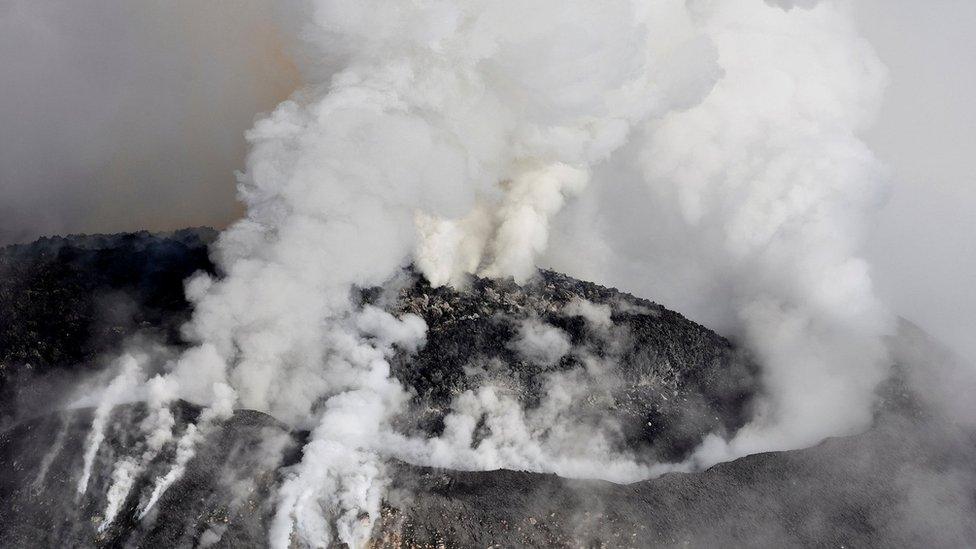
[0, 230, 974, 548]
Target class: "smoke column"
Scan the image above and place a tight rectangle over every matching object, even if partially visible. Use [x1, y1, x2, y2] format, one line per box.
[75, 0, 897, 546]
[170, 1, 683, 545]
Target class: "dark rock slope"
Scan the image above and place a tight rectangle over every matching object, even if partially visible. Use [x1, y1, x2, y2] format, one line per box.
[1, 230, 974, 548]
[3, 390, 972, 548]
[0, 229, 217, 426]
[0, 404, 288, 548]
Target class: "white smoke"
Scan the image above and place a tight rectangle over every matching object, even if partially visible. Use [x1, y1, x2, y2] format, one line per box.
[418, 162, 590, 285]
[73, 0, 900, 545]
[386, 352, 678, 483]
[33, 413, 70, 491]
[167, 1, 667, 544]
[138, 424, 200, 519]
[510, 318, 572, 366]
[139, 382, 237, 519]
[636, 0, 893, 464]
[563, 298, 614, 331]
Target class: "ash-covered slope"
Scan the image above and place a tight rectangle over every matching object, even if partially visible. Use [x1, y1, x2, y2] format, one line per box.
[1, 231, 974, 548]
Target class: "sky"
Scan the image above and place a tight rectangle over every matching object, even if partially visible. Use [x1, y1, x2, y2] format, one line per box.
[855, 0, 976, 363]
[0, 1, 299, 244]
[0, 0, 972, 362]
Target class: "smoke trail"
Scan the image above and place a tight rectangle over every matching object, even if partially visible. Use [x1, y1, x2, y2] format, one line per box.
[138, 383, 236, 518]
[33, 413, 70, 491]
[77, 355, 142, 496]
[98, 375, 177, 531]
[136, 424, 199, 520]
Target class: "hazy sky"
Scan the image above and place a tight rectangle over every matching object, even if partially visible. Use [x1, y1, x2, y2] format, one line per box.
[0, 0, 972, 361]
[855, 0, 976, 363]
[0, 1, 299, 244]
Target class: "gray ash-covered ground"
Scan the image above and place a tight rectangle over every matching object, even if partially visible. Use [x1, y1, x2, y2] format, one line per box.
[1, 230, 974, 548]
